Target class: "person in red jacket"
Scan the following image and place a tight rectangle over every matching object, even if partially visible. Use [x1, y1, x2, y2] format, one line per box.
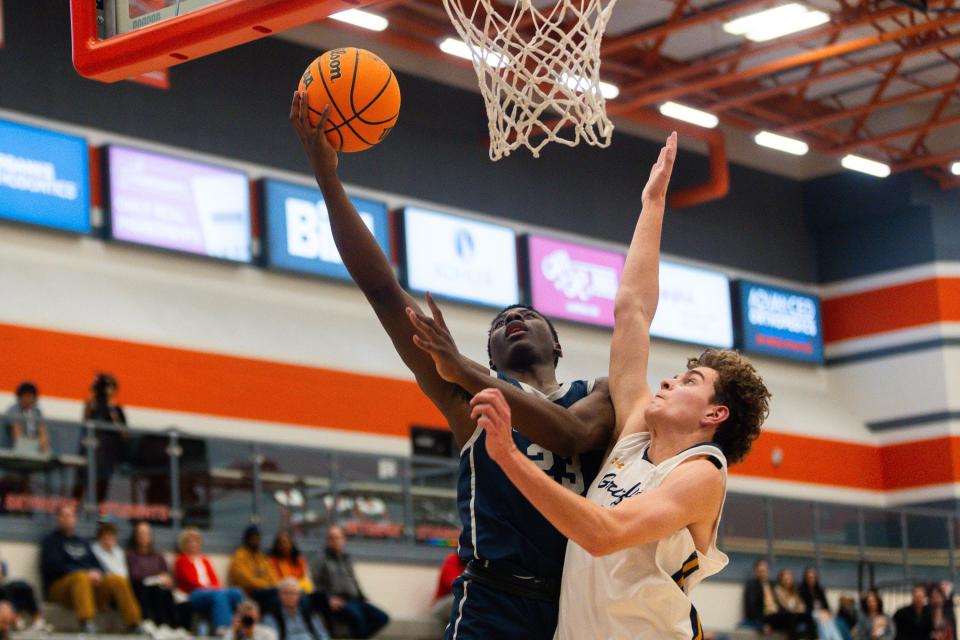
[174, 528, 243, 632]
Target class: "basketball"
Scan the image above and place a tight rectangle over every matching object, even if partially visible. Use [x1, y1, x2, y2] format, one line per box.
[298, 47, 401, 153]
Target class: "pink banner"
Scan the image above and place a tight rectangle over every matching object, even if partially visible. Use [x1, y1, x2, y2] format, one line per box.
[527, 235, 624, 328]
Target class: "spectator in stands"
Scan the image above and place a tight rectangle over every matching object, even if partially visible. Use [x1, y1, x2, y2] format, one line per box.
[127, 521, 183, 634]
[857, 589, 895, 640]
[41, 503, 142, 634]
[928, 584, 956, 640]
[312, 526, 389, 639]
[263, 578, 330, 640]
[0, 600, 14, 640]
[175, 527, 244, 634]
[224, 599, 278, 640]
[91, 520, 128, 579]
[5, 382, 49, 453]
[269, 532, 313, 595]
[742, 558, 778, 633]
[799, 566, 845, 640]
[0, 550, 46, 632]
[431, 552, 465, 628]
[76, 373, 129, 504]
[893, 584, 931, 640]
[773, 569, 815, 640]
[92, 519, 169, 637]
[230, 525, 281, 613]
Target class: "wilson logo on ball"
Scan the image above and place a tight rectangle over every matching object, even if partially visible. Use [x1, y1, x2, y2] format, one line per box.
[328, 48, 346, 81]
[297, 47, 401, 153]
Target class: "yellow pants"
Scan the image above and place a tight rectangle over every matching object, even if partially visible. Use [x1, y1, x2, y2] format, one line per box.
[48, 571, 142, 626]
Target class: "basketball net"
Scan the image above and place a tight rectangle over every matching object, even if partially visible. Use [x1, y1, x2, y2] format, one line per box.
[442, 0, 619, 160]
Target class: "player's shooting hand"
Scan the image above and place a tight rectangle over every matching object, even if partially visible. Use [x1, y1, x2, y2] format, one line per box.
[470, 388, 519, 465]
[641, 131, 677, 204]
[407, 292, 471, 385]
[290, 90, 338, 176]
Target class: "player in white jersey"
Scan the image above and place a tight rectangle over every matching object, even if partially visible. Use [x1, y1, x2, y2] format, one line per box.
[471, 132, 772, 639]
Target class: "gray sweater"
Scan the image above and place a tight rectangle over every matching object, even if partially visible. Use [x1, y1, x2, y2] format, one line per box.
[312, 550, 363, 600]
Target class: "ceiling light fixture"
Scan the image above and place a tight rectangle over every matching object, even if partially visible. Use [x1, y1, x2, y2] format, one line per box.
[658, 101, 719, 128]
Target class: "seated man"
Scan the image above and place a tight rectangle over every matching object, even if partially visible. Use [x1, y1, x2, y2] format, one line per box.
[742, 558, 778, 633]
[5, 382, 49, 454]
[892, 584, 931, 640]
[229, 525, 280, 614]
[224, 599, 278, 640]
[312, 527, 388, 639]
[40, 504, 142, 634]
[263, 578, 330, 640]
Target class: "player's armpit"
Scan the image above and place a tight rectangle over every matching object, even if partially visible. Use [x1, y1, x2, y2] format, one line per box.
[565, 377, 617, 453]
[586, 458, 724, 557]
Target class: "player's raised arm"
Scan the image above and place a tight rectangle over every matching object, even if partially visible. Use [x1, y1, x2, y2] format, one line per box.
[290, 91, 476, 444]
[407, 296, 614, 455]
[609, 133, 678, 433]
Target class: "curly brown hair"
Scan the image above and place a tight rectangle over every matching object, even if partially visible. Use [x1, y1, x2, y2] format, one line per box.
[687, 349, 771, 464]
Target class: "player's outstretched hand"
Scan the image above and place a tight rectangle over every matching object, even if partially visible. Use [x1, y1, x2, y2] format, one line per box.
[641, 131, 677, 204]
[471, 388, 518, 464]
[290, 90, 338, 177]
[407, 292, 471, 385]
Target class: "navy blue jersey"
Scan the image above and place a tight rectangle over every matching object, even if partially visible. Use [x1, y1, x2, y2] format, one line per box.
[456, 373, 605, 583]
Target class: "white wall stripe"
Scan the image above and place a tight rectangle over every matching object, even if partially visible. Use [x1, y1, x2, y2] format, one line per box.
[727, 476, 886, 507]
[885, 482, 960, 506]
[728, 477, 960, 508]
[821, 262, 960, 299]
[873, 421, 960, 445]
[825, 323, 960, 357]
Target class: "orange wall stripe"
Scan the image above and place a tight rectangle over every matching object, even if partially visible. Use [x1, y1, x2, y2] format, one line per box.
[0, 322, 444, 437]
[733, 431, 883, 491]
[822, 278, 960, 343]
[3, 321, 960, 494]
[880, 436, 960, 490]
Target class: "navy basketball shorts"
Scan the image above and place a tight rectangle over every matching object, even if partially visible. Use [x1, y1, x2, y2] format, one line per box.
[443, 575, 559, 640]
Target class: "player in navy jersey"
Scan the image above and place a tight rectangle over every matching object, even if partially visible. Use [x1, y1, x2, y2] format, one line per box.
[291, 93, 614, 640]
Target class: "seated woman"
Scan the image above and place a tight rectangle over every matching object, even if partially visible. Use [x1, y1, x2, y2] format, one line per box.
[174, 527, 243, 634]
[268, 533, 313, 596]
[126, 521, 184, 634]
[772, 569, 815, 640]
[855, 589, 894, 640]
[798, 566, 845, 640]
[927, 584, 955, 640]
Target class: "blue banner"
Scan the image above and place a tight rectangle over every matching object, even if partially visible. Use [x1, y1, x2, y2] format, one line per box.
[735, 280, 823, 363]
[0, 120, 90, 233]
[262, 179, 390, 280]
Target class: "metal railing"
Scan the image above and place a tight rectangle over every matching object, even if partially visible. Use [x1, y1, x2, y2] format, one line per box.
[0, 418, 957, 582]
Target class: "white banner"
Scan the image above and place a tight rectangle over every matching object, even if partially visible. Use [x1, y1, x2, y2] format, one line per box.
[650, 262, 733, 348]
[403, 207, 519, 307]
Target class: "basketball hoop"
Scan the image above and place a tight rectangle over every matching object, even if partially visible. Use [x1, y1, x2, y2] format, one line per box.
[441, 0, 619, 160]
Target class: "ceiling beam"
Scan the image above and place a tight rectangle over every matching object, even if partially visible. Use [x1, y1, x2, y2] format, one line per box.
[611, 11, 960, 114]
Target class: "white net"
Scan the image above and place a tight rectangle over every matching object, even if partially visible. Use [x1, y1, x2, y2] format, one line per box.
[442, 0, 619, 160]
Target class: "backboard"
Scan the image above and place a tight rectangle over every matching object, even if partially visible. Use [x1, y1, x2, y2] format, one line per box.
[71, 0, 380, 82]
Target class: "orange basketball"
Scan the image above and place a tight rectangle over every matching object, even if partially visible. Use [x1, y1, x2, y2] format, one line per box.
[298, 47, 401, 153]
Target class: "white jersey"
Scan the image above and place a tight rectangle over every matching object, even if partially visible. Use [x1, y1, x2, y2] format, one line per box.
[554, 432, 728, 640]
